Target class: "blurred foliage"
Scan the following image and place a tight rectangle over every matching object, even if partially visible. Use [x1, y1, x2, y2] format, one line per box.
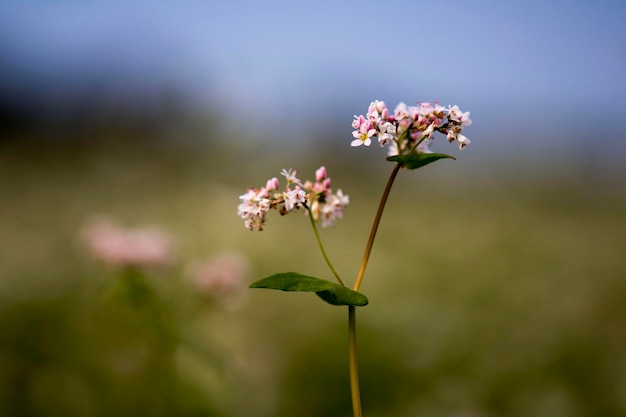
[0, 123, 625, 417]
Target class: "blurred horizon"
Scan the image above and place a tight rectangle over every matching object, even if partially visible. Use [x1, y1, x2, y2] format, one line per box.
[2, 1, 626, 159]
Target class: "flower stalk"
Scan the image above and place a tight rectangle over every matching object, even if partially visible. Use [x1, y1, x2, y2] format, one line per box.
[304, 202, 345, 286]
[353, 163, 401, 292]
[349, 305, 362, 417]
[241, 99, 472, 417]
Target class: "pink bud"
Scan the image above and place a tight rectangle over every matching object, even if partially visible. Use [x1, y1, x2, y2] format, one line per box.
[315, 166, 327, 182]
[266, 177, 280, 191]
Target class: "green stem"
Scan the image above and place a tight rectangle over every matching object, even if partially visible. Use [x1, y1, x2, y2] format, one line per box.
[349, 305, 362, 417]
[304, 202, 345, 286]
[353, 164, 401, 292]
[348, 164, 401, 417]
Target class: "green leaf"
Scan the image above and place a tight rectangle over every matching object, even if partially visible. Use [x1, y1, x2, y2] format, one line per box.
[249, 272, 369, 307]
[387, 152, 456, 170]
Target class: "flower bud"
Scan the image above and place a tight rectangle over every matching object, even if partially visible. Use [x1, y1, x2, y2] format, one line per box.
[266, 177, 280, 191]
[315, 166, 327, 182]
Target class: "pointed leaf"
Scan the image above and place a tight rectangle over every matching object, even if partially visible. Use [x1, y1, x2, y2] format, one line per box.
[250, 272, 368, 307]
[387, 152, 456, 170]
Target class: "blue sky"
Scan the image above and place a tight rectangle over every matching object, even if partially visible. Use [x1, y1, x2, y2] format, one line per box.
[2, 1, 626, 155]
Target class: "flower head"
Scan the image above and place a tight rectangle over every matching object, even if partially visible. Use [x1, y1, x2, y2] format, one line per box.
[238, 188, 271, 231]
[80, 217, 174, 268]
[350, 99, 473, 154]
[238, 166, 348, 230]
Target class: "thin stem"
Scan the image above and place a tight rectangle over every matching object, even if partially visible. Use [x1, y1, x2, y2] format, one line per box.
[348, 305, 362, 417]
[304, 202, 345, 286]
[353, 164, 401, 292]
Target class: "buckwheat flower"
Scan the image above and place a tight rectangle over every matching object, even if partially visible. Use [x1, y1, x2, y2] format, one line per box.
[394, 102, 409, 120]
[284, 187, 306, 212]
[281, 168, 302, 186]
[352, 99, 473, 154]
[422, 122, 436, 139]
[457, 134, 471, 150]
[367, 100, 387, 121]
[335, 188, 349, 207]
[369, 100, 386, 114]
[80, 217, 174, 268]
[446, 129, 457, 143]
[447, 105, 472, 127]
[239, 166, 348, 230]
[419, 102, 434, 117]
[351, 122, 376, 147]
[238, 188, 271, 231]
[377, 121, 396, 146]
[318, 189, 350, 228]
[433, 102, 446, 118]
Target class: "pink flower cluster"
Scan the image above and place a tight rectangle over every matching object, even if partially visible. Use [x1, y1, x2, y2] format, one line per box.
[238, 166, 349, 231]
[80, 217, 174, 268]
[351, 100, 472, 154]
[188, 252, 250, 302]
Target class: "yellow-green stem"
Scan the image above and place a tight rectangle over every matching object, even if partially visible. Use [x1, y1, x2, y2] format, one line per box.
[348, 164, 402, 417]
[353, 164, 401, 292]
[349, 305, 362, 417]
[304, 203, 345, 286]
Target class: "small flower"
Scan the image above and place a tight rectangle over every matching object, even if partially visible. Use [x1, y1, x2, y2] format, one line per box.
[394, 102, 409, 121]
[367, 100, 387, 121]
[284, 187, 306, 211]
[335, 189, 349, 207]
[448, 105, 472, 127]
[378, 121, 396, 146]
[281, 168, 302, 186]
[457, 134, 471, 150]
[446, 129, 457, 143]
[422, 122, 436, 139]
[351, 122, 376, 147]
[318, 189, 350, 228]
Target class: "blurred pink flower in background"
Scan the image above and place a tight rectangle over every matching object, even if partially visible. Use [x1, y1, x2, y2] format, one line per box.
[188, 252, 250, 302]
[80, 216, 175, 268]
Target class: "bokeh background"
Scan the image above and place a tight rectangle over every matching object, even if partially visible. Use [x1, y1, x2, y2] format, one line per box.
[1, 1, 626, 416]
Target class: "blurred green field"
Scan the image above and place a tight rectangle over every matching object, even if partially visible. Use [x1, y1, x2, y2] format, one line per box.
[1, 136, 625, 417]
